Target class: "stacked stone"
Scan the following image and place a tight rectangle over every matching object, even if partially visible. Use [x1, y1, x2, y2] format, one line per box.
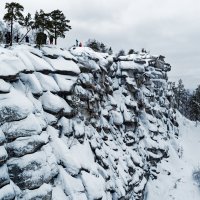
[0, 80, 14, 200]
[69, 48, 178, 200]
[0, 46, 80, 199]
[0, 127, 14, 200]
[0, 80, 59, 199]
[0, 45, 178, 200]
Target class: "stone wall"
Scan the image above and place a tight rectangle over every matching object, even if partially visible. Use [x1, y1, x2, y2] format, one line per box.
[0, 45, 178, 200]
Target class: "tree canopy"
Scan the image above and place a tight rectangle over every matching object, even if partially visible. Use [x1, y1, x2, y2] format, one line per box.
[3, 2, 24, 46]
[49, 9, 71, 45]
[34, 9, 51, 32]
[173, 80, 200, 123]
[86, 39, 113, 54]
[2, 2, 72, 46]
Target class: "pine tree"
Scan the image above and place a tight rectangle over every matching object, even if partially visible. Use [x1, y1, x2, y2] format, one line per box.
[86, 39, 100, 52]
[186, 85, 200, 123]
[128, 49, 135, 54]
[18, 13, 34, 43]
[49, 9, 71, 45]
[3, 2, 24, 46]
[34, 10, 51, 32]
[189, 93, 199, 122]
[172, 79, 192, 118]
[116, 49, 125, 57]
[34, 10, 51, 47]
[100, 43, 107, 53]
[86, 39, 112, 54]
[175, 79, 185, 110]
[108, 47, 113, 55]
[173, 79, 200, 122]
[193, 86, 200, 122]
[182, 89, 191, 117]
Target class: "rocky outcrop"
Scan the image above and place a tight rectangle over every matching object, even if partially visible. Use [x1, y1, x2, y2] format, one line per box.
[0, 44, 178, 200]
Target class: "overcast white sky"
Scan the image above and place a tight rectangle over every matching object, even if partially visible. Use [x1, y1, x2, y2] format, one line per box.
[0, 0, 200, 89]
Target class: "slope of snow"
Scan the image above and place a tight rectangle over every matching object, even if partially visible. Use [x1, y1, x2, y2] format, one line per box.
[146, 113, 200, 200]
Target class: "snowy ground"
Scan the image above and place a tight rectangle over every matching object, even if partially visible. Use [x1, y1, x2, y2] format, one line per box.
[146, 113, 200, 200]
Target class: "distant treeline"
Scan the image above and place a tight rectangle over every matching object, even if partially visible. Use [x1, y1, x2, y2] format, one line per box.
[172, 79, 200, 123]
[85, 38, 143, 56]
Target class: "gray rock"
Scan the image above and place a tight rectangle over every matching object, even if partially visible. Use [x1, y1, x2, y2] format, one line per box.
[0, 183, 15, 200]
[5, 132, 49, 157]
[0, 92, 33, 125]
[0, 164, 10, 188]
[7, 150, 57, 190]
[18, 183, 52, 200]
[0, 146, 8, 165]
[1, 114, 42, 141]
[0, 129, 5, 145]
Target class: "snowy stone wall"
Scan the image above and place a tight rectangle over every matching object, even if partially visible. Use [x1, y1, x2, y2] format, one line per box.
[0, 44, 178, 200]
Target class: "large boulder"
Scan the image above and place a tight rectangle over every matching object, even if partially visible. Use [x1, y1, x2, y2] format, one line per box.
[0, 90, 33, 125]
[1, 114, 42, 140]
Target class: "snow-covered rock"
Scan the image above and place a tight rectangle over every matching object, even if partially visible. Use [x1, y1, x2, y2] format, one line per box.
[0, 53, 27, 78]
[19, 73, 43, 95]
[39, 91, 72, 115]
[7, 149, 57, 190]
[0, 79, 11, 93]
[35, 72, 60, 93]
[45, 56, 80, 75]
[1, 113, 42, 140]
[0, 45, 178, 200]
[0, 89, 33, 125]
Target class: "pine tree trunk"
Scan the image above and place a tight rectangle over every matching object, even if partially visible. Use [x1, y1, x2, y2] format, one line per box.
[19, 29, 31, 43]
[54, 27, 57, 45]
[10, 19, 13, 46]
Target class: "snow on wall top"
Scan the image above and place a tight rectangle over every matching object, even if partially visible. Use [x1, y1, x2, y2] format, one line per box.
[0, 45, 80, 77]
